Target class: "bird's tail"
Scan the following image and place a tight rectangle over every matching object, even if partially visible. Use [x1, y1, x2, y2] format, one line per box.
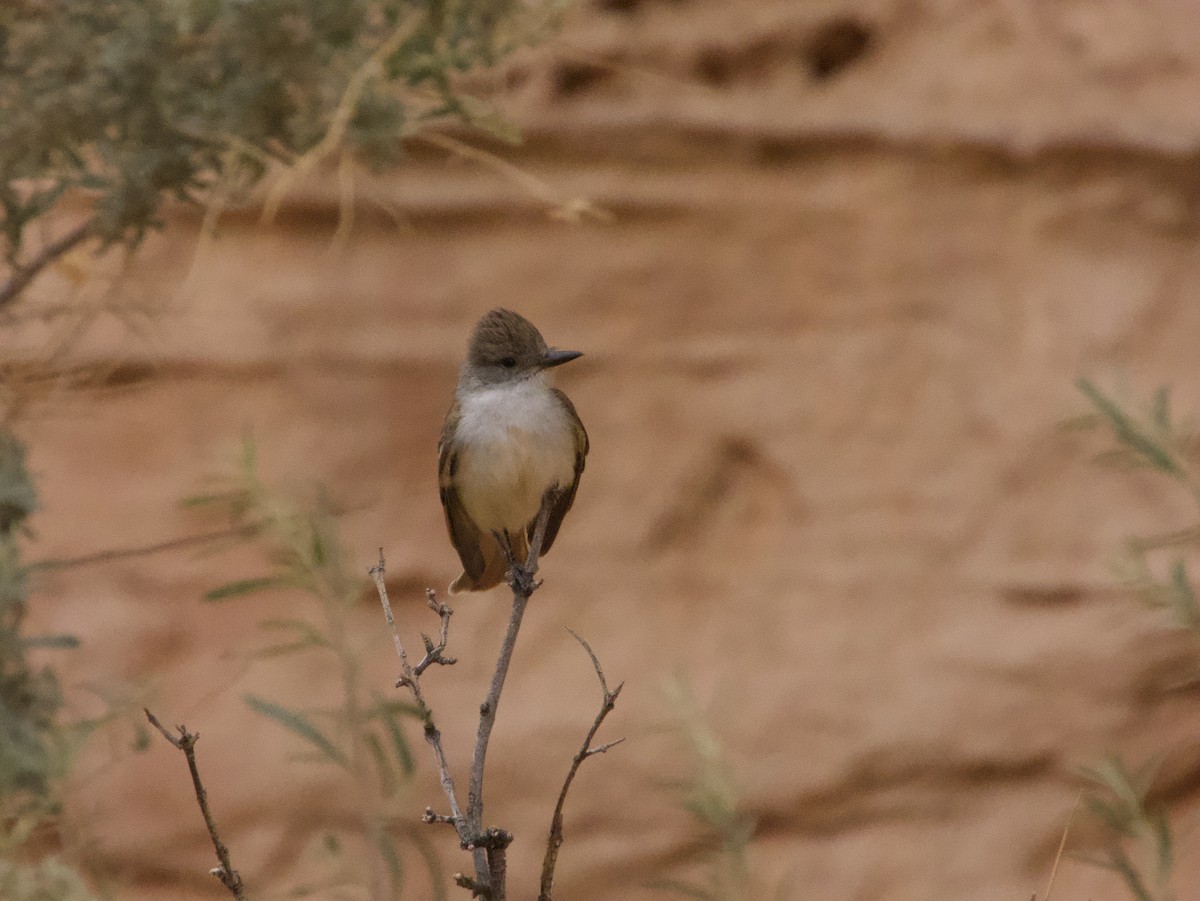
[448, 529, 528, 594]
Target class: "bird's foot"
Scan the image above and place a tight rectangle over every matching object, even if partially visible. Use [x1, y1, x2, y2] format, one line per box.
[505, 561, 540, 597]
[490, 529, 541, 596]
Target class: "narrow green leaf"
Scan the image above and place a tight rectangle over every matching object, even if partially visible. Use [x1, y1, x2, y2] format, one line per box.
[260, 618, 330, 647]
[1151, 387, 1171, 432]
[181, 490, 244, 509]
[375, 828, 404, 896]
[367, 698, 422, 720]
[1077, 379, 1183, 477]
[20, 633, 80, 649]
[132, 723, 151, 752]
[1108, 849, 1155, 901]
[240, 433, 257, 475]
[244, 694, 347, 767]
[378, 701, 416, 777]
[366, 731, 397, 797]
[1082, 794, 1133, 837]
[308, 525, 328, 568]
[1169, 561, 1200, 628]
[406, 826, 449, 901]
[1151, 808, 1173, 882]
[253, 641, 323, 659]
[204, 576, 284, 601]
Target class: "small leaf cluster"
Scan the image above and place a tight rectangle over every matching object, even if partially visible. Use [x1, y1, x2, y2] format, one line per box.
[1078, 756, 1174, 901]
[1, 0, 548, 262]
[191, 437, 436, 897]
[1074, 378, 1200, 901]
[1076, 379, 1200, 630]
[652, 677, 757, 901]
[0, 431, 97, 897]
[0, 431, 59, 819]
[0, 856, 98, 901]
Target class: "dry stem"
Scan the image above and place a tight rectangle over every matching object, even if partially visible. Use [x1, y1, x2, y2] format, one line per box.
[0, 219, 95, 311]
[464, 500, 555, 898]
[538, 630, 624, 901]
[369, 554, 471, 849]
[373, 488, 613, 900]
[144, 709, 246, 900]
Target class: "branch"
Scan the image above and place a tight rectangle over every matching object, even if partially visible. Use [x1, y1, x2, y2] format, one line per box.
[258, 14, 419, 227]
[369, 553, 473, 853]
[144, 709, 246, 901]
[0, 218, 95, 312]
[415, 132, 613, 225]
[466, 498, 556, 898]
[538, 631, 624, 901]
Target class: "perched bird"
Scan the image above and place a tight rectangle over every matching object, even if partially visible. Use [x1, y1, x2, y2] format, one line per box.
[438, 309, 588, 594]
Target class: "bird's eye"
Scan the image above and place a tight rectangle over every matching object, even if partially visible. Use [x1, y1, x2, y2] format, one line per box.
[500, 357, 517, 369]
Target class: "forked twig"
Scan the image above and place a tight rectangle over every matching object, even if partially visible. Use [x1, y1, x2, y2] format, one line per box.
[0, 218, 96, 311]
[373, 488, 607, 899]
[369, 553, 471, 852]
[539, 630, 624, 901]
[144, 709, 246, 900]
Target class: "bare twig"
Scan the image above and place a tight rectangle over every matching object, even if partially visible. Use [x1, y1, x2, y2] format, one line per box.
[466, 498, 556, 898]
[538, 631, 624, 901]
[144, 709, 246, 901]
[369, 552, 474, 854]
[373, 489, 575, 898]
[416, 131, 612, 225]
[1042, 792, 1082, 901]
[415, 588, 458, 677]
[0, 218, 95, 311]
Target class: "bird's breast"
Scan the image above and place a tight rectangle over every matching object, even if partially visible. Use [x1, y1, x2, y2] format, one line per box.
[452, 380, 577, 532]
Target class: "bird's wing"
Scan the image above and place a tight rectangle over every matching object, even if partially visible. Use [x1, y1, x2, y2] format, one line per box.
[531, 388, 589, 556]
[439, 417, 488, 583]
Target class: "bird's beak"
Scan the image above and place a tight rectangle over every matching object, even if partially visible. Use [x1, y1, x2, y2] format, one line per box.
[541, 348, 583, 368]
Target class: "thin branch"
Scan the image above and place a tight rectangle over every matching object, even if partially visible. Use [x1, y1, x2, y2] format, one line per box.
[259, 14, 420, 226]
[466, 498, 556, 897]
[415, 131, 613, 225]
[0, 218, 96, 312]
[369, 552, 473, 850]
[415, 588, 458, 677]
[538, 631, 624, 901]
[144, 709, 246, 901]
[1042, 792, 1082, 901]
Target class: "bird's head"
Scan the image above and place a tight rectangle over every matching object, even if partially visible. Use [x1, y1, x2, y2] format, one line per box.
[465, 308, 582, 385]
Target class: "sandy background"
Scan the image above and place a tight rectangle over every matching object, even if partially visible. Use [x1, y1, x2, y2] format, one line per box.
[12, 0, 1200, 899]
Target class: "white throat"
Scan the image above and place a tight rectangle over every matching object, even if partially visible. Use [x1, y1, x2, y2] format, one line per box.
[453, 376, 577, 533]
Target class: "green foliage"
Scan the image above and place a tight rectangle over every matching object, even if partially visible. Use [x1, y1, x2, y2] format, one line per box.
[0, 857, 98, 901]
[0, 431, 99, 899]
[1074, 378, 1200, 901]
[1076, 380, 1187, 479]
[1076, 378, 1200, 631]
[193, 437, 440, 899]
[245, 693, 349, 768]
[0, 431, 60, 818]
[1077, 756, 1174, 901]
[652, 677, 756, 901]
[1, 0, 560, 265]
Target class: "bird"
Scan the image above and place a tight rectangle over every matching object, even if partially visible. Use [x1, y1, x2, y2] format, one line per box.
[438, 309, 588, 594]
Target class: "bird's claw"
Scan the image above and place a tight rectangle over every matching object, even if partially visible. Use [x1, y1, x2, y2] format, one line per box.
[506, 562, 539, 597]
